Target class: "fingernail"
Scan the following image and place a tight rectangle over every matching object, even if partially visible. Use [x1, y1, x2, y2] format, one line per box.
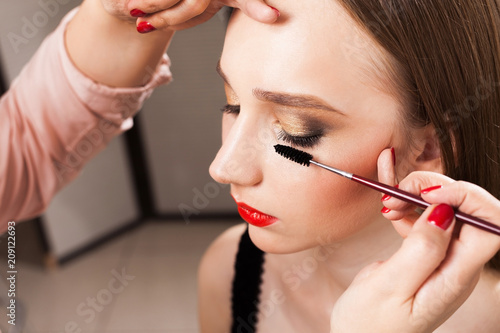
[269, 6, 280, 17]
[421, 185, 443, 194]
[137, 21, 156, 33]
[427, 203, 454, 230]
[130, 9, 147, 17]
[381, 206, 391, 214]
[391, 147, 396, 167]
[381, 194, 391, 202]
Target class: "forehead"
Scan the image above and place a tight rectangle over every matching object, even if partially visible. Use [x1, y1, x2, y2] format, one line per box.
[220, 1, 390, 111]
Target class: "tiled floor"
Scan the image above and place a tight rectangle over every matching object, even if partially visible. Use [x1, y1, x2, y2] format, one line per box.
[0, 220, 238, 333]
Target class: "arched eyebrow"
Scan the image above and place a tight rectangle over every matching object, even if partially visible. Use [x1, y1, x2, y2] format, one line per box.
[252, 89, 345, 115]
[216, 60, 345, 115]
[216, 60, 231, 86]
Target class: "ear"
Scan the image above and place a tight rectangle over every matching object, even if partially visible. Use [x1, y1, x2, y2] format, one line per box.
[410, 125, 444, 173]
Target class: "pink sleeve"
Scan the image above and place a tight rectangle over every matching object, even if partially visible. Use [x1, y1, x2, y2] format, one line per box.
[0, 8, 172, 231]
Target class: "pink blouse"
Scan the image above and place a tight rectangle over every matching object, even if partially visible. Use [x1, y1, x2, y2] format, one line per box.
[0, 9, 172, 232]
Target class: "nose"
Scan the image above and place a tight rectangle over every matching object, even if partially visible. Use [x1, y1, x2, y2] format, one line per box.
[209, 113, 265, 186]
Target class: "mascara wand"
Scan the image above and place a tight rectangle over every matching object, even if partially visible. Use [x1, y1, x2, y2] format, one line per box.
[274, 144, 500, 237]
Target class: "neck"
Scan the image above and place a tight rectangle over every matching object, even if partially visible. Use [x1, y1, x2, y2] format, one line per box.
[307, 217, 402, 290]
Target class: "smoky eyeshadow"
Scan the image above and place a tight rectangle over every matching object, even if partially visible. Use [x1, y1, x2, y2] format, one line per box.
[277, 111, 327, 137]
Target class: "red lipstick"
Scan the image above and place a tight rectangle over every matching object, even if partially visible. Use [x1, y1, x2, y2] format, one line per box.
[235, 201, 277, 227]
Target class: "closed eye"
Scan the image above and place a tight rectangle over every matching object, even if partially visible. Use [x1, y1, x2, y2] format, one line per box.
[221, 104, 240, 114]
[220, 103, 322, 148]
[276, 130, 322, 148]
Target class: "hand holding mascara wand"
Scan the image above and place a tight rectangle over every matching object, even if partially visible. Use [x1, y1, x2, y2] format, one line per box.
[274, 144, 500, 237]
[274, 143, 500, 333]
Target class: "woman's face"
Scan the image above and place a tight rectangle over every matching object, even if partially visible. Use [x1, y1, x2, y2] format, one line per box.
[210, 1, 408, 253]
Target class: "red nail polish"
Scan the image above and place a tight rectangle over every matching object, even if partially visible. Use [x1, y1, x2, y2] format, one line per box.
[391, 147, 396, 167]
[421, 185, 443, 194]
[130, 9, 147, 17]
[381, 194, 391, 202]
[381, 206, 391, 214]
[269, 6, 280, 17]
[427, 204, 454, 230]
[137, 21, 156, 33]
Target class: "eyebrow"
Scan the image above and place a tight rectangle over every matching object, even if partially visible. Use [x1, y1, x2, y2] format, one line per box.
[252, 89, 345, 114]
[216, 60, 345, 115]
[216, 60, 231, 86]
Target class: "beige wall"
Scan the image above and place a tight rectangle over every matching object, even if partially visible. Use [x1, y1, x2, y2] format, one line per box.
[140, 16, 233, 216]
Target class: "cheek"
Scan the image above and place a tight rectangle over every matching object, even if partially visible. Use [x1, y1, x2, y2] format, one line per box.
[272, 140, 385, 243]
[291, 167, 381, 238]
[313, 136, 389, 231]
[315, 174, 381, 231]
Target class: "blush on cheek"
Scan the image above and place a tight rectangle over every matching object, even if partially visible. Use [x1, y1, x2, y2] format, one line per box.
[311, 167, 383, 238]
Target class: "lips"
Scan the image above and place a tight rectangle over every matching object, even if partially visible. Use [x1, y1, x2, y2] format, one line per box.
[235, 201, 278, 227]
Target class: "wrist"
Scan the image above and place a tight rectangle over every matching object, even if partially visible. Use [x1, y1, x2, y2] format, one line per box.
[66, 0, 173, 87]
[75, 0, 166, 43]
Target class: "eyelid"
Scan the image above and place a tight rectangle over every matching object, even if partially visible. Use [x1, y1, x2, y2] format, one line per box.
[219, 103, 323, 148]
[277, 129, 322, 148]
[224, 83, 240, 106]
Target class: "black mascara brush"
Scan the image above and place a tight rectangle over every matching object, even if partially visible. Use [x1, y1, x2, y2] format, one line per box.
[274, 144, 500, 237]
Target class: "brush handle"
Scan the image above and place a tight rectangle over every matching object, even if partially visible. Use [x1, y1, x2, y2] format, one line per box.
[352, 174, 500, 237]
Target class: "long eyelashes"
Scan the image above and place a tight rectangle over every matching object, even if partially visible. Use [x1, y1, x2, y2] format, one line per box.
[221, 104, 240, 114]
[275, 130, 322, 148]
[221, 104, 322, 148]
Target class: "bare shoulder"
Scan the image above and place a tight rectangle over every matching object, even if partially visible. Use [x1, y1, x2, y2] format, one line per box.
[198, 223, 247, 333]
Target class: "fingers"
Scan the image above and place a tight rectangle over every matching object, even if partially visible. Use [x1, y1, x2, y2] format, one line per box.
[380, 203, 456, 296]
[378, 149, 421, 237]
[381, 172, 500, 301]
[127, 0, 280, 33]
[433, 182, 500, 270]
[421, 181, 500, 222]
[409, 183, 500, 324]
[385, 210, 423, 238]
[128, 0, 183, 15]
[232, 0, 280, 23]
[380, 171, 456, 236]
[384, 172, 454, 212]
[132, 0, 212, 31]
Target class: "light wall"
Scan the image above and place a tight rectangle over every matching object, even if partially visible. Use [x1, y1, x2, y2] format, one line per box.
[140, 15, 233, 216]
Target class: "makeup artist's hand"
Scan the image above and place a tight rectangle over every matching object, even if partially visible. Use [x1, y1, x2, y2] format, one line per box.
[126, 0, 280, 32]
[330, 165, 500, 332]
[68, 0, 278, 87]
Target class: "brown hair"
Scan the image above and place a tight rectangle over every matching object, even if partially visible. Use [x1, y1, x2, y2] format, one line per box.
[337, 0, 500, 270]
